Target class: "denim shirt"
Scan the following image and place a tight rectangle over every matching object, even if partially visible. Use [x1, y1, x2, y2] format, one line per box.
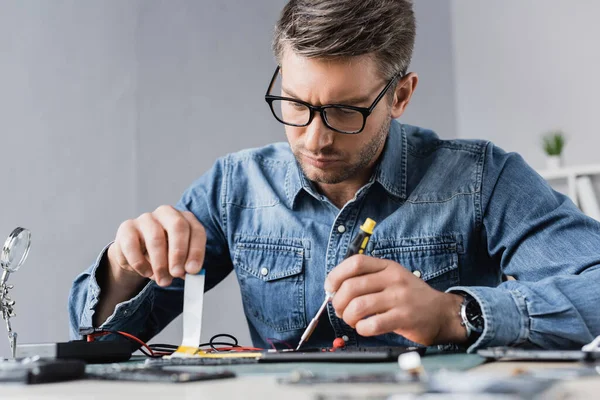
[69, 121, 600, 352]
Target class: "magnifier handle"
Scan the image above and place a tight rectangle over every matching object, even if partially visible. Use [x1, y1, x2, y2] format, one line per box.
[9, 331, 17, 359]
[0, 269, 10, 286]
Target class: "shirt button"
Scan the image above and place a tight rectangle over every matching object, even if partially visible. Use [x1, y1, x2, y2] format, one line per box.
[337, 225, 346, 233]
[413, 270, 422, 278]
[342, 335, 349, 342]
[260, 267, 269, 276]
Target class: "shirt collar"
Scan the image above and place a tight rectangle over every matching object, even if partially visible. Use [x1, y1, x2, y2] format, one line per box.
[285, 120, 408, 209]
[285, 159, 322, 209]
[373, 119, 408, 200]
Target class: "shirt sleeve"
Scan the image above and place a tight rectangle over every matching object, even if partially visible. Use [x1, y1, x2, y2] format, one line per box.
[67, 241, 158, 340]
[68, 157, 233, 341]
[449, 143, 600, 352]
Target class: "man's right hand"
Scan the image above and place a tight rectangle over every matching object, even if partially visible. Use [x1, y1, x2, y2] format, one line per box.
[107, 205, 206, 288]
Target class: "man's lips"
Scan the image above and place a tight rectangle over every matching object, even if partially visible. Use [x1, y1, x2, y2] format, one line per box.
[301, 153, 343, 168]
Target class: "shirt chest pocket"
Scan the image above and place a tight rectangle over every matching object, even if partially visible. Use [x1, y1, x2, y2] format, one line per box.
[233, 237, 306, 332]
[370, 237, 460, 291]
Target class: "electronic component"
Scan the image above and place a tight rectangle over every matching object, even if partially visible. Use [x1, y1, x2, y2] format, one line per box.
[0, 358, 85, 384]
[426, 370, 556, 396]
[478, 346, 600, 362]
[278, 370, 413, 385]
[146, 356, 259, 367]
[397, 351, 425, 380]
[86, 364, 235, 383]
[147, 346, 424, 366]
[172, 270, 206, 357]
[16, 340, 132, 363]
[332, 338, 346, 349]
[260, 346, 424, 363]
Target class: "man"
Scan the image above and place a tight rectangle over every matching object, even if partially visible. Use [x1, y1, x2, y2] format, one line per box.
[69, 0, 600, 352]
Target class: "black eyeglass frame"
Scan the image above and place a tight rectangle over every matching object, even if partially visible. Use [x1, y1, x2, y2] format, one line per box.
[264, 66, 403, 134]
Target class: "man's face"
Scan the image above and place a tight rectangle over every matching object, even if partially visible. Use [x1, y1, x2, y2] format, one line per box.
[279, 50, 392, 185]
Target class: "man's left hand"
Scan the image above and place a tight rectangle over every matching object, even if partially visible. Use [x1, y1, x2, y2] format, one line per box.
[324, 254, 467, 346]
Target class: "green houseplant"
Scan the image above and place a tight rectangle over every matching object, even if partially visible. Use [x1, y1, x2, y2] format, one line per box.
[542, 130, 566, 169]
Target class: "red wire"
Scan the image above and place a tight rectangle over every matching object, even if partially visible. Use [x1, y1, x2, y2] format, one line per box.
[115, 331, 155, 357]
[87, 331, 110, 342]
[266, 337, 293, 350]
[87, 330, 263, 357]
[88, 330, 156, 356]
[87, 331, 156, 357]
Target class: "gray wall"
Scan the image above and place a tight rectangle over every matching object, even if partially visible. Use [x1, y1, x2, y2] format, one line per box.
[451, 0, 600, 169]
[405, 0, 457, 139]
[136, 0, 287, 346]
[0, 0, 139, 358]
[0, 0, 456, 357]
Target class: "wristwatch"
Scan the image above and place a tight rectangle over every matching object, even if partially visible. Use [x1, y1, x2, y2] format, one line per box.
[459, 293, 484, 345]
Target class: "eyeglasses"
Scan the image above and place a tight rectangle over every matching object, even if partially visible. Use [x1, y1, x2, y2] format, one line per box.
[265, 66, 402, 134]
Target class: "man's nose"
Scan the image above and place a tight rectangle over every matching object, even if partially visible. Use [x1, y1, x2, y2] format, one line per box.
[304, 112, 334, 154]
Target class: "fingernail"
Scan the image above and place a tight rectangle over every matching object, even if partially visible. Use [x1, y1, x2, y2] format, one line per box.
[324, 282, 333, 293]
[186, 260, 200, 273]
[171, 265, 184, 276]
[159, 277, 171, 286]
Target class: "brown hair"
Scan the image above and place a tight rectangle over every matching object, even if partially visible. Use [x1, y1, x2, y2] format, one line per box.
[273, 0, 416, 81]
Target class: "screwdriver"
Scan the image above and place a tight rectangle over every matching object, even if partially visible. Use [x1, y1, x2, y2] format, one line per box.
[295, 218, 377, 351]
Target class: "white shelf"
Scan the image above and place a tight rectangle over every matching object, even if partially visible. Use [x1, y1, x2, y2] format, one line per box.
[537, 163, 600, 210]
[538, 164, 600, 180]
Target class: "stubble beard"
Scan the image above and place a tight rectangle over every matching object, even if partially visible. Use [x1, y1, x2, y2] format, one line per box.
[293, 118, 391, 185]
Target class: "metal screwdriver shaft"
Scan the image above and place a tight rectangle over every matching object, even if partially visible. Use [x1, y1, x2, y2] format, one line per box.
[295, 292, 333, 351]
[295, 218, 376, 351]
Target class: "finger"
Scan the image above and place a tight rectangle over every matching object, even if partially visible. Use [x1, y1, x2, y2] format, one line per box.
[136, 213, 169, 281]
[117, 220, 154, 279]
[325, 254, 388, 293]
[180, 211, 206, 274]
[355, 308, 402, 337]
[332, 274, 388, 318]
[153, 205, 190, 278]
[109, 241, 131, 271]
[342, 291, 391, 329]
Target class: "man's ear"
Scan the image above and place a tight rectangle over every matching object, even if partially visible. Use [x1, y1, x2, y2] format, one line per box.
[391, 72, 418, 119]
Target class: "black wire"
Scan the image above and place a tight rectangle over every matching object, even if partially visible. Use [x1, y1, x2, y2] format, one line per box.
[199, 341, 241, 350]
[98, 331, 242, 357]
[139, 348, 156, 357]
[212, 333, 239, 346]
[146, 333, 242, 356]
[200, 333, 239, 351]
[150, 334, 241, 352]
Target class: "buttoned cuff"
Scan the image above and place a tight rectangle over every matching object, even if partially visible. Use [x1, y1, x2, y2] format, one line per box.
[80, 241, 154, 333]
[447, 286, 530, 353]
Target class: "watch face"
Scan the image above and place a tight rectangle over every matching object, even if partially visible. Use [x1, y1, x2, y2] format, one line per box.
[465, 298, 484, 333]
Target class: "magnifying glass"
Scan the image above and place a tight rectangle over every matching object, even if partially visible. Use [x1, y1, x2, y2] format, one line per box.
[1, 227, 32, 274]
[0, 227, 31, 358]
